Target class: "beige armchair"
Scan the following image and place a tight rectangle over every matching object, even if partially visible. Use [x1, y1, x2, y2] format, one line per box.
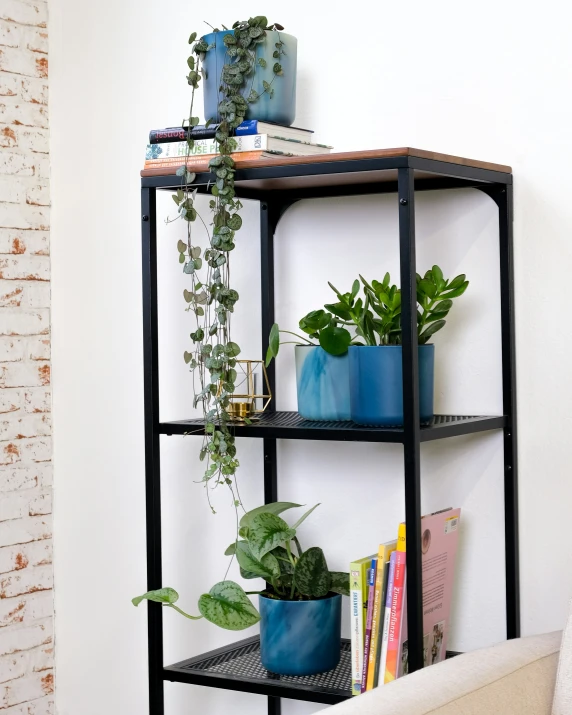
[329, 601, 572, 715]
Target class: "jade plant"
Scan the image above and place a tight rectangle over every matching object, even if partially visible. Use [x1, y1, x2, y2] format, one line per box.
[327, 266, 469, 346]
[172, 18, 288, 512]
[133, 502, 349, 630]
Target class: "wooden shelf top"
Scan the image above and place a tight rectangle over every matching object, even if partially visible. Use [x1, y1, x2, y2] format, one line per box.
[141, 147, 511, 178]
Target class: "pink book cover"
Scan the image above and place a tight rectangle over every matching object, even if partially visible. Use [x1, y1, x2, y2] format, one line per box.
[384, 550, 406, 683]
[360, 559, 377, 693]
[398, 508, 461, 676]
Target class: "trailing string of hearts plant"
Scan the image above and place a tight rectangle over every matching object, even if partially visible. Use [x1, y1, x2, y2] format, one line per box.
[170, 18, 285, 513]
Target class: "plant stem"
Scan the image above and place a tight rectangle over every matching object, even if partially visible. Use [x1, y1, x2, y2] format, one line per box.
[279, 330, 313, 345]
[293, 536, 303, 557]
[167, 604, 203, 620]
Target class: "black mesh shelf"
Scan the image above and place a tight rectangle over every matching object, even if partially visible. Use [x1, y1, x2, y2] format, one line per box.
[164, 636, 352, 705]
[160, 412, 506, 443]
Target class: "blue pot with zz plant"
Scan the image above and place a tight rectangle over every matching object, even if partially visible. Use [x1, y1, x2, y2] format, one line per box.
[266, 296, 360, 421]
[326, 267, 469, 426]
[133, 502, 348, 676]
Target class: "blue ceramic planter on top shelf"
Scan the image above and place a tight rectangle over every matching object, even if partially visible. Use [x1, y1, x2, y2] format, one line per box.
[295, 345, 351, 421]
[259, 594, 341, 676]
[349, 344, 435, 426]
[202, 30, 297, 126]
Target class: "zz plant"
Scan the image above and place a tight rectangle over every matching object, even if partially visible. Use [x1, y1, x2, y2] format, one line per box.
[133, 502, 349, 630]
[173, 18, 286, 511]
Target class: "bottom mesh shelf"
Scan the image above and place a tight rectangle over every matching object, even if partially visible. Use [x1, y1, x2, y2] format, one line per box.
[164, 635, 463, 705]
[164, 635, 352, 704]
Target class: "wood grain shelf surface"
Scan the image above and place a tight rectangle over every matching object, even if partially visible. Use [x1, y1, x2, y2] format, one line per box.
[141, 147, 511, 178]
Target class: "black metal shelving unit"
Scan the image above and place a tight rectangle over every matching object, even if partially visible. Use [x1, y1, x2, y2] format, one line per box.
[141, 150, 519, 715]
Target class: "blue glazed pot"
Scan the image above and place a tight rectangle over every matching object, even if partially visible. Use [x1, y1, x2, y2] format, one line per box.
[295, 345, 351, 421]
[202, 30, 297, 126]
[349, 345, 435, 426]
[259, 594, 341, 675]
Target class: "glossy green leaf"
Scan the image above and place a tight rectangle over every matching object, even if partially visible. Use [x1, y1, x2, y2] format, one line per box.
[132, 587, 179, 607]
[439, 281, 469, 299]
[329, 572, 350, 597]
[266, 323, 280, 365]
[419, 319, 446, 343]
[198, 581, 260, 630]
[293, 547, 330, 597]
[239, 502, 302, 530]
[319, 326, 351, 356]
[248, 513, 296, 561]
[291, 503, 320, 530]
[235, 541, 280, 580]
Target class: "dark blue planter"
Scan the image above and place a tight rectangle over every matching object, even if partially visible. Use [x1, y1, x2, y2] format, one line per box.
[202, 30, 297, 126]
[349, 345, 435, 426]
[295, 345, 350, 421]
[259, 594, 341, 676]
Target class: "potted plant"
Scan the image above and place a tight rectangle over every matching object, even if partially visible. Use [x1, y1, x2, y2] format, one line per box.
[266, 299, 355, 421]
[326, 267, 469, 426]
[133, 502, 349, 676]
[201, 21, 297, 126]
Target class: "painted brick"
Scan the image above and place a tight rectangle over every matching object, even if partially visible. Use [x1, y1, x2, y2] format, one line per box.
[0, 256, 49, 280]
[0, 127, 48, 154]
[0, 101, 48, 129]
[0, 203, 49, 231]
[18, 437, 52, 464]
[0, 618, 52, 657]
[0, 280, 48, 309]
[19, 77, 46, 106]
[25, 184, 48, 206]
[0, 564, 52, 599]
[0, 412, 50, 440]
[0, 465, 49, 492]
[0, 338, 24, 361]
[0, 493, 28, 522]
[0, 2, 47, 29]
[3, 694, 54, 715]
[0, 643, 51, 683]
[26, 337, 48, 359]
[0, 73, 18, 97]
[0, 668, 53, 708]
[22, 388, 50, 414]
[0, 283, 24, 308]
[0, 175, 25, 204]
[0, 229, 49, 255]
[0, 309, 49, 335]
[27, 493, 49, 516]
[0, 538, 51, 574]
[32, 154, 47, 179]
[0, 150, 34, 176]
[0, 515, 51, 547]
[0, 362, 50, 388]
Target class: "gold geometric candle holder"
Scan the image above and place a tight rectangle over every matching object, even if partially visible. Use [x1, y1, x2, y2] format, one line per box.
[227, 359, 272, 422]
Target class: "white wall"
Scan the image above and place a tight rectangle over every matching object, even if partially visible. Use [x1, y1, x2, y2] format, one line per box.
[49, 1, 572, 714]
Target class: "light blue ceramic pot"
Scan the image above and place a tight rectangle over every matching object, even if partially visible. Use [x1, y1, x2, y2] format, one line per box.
[202, 30, 297, 126]
[295, 345, 351, 421]
[259, 594, 341, 675]
[349, 345, 435, 426]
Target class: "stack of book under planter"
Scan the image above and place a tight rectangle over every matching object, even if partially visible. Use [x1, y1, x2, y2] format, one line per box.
[143, 119, 332, 175]
[350, 507, 461, 696]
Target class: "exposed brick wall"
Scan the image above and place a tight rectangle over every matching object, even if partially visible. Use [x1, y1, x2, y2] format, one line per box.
[0, 0, 53, 712]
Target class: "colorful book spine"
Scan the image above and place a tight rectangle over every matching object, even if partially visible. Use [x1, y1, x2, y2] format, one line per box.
[149, 120, 260, 144]
[367, 541, 397, 690]
[360, 560, 377, 693]
[384, 523, 407, 684]
[350, 555, 373, 696]
[379, 553, 396, 686]
[146, 134, 268, 160]
[143, 151, 266, 170]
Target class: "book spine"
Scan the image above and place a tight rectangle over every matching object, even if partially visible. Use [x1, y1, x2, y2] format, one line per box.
[360, 560, 377, 694]
[379, 553, 396, 686]
[384, 550, 406, 683]
[146, 135, 267, 160]
[149, 121, 258, 144]
[144, 151, 265, 170]
[350, 562, 366, 696]
[373, 560, 391, 687]
[366, 555, 385, 691]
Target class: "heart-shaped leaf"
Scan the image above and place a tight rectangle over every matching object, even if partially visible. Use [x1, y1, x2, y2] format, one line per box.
[198, 581, 260, 630]
[239, 502, 301, 530]
[132, 587, 179, 607]
[318, 326, 351, 356]
[329, 572, 350, 597]
[247, 512, 295, 561]
[294, 547, 331, 597]
[235, 541, 280, 580]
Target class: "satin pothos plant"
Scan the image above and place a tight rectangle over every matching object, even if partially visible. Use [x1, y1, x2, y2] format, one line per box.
[133, 503, 349, 630]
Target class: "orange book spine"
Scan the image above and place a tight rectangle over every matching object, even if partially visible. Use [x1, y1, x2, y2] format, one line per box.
[144, 150, 265, 169]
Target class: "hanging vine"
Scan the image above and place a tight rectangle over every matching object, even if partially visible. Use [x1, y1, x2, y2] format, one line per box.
[170, 18, 285, 512]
